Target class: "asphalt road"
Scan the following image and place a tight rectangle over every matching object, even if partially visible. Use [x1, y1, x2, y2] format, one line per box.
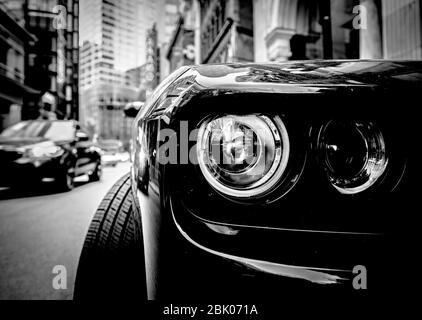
[0, 162, 131, 300]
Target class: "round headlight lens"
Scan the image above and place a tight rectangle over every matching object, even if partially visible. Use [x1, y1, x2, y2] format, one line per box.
[197, 114, 289, 198]
[318, 120, 388, 194]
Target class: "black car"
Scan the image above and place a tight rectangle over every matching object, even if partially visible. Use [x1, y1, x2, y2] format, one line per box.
[0, 120, 102, 191]
[75, 60, 419, 300]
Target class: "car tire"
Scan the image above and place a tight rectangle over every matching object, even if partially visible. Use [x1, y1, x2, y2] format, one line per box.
[89, 160, 102, 182]
[58, 165, 75, 191]
[74, 173, 146, 301]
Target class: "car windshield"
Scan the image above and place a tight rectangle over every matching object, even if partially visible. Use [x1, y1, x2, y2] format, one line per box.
[0, 121, 76, 142]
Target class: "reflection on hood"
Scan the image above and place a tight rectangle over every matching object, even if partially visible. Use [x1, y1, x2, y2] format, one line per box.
[0, 136, 49, 148]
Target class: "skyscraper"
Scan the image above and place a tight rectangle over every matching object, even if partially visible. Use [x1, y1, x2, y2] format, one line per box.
[79, 0, 180, 142]
[80, 0, 139, 140]
[79, 0, 166, 142]
[79, 0, 171, 86]
[79, 0, 149, 73]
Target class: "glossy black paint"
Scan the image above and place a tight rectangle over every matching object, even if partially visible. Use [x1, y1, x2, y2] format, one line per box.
[0, 120, 102, 188]
[130, 61, 420, 298]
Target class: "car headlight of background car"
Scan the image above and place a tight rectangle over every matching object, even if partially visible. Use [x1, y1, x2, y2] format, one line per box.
[21, 144, 64, 159]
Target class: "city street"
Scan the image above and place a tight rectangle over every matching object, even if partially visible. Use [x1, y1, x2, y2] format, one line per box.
[0, 162, 130, 300]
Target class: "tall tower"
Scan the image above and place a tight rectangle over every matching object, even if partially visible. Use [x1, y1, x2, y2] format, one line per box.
[79, 0, 164, 141]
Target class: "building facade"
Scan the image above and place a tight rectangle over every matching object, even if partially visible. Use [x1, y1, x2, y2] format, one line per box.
[79, 0, 147, 141]
[381, 0, 421, 59]
[166, 0, 199, 73]
[166, 17, 195, 72]
[0, 0, 80, 121]
[0, 4, 38, 131]
[79, 0, 182, 142]
[253, 0, 422, 62]
[198, 0, 254, 63]
[80, 0, 144, 71]
[142, 24, 161, 97]
[193, 0, 421, 64]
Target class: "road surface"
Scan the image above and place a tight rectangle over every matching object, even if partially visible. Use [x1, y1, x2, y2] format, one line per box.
[0, 162, 130, 300]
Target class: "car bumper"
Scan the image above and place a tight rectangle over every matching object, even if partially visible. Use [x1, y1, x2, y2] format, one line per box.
[133, 191, 401, 300]
[0, 158, 61, 187]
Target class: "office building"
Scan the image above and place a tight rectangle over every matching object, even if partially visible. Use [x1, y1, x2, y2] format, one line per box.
[79, 0, 145, 140]
[0, 0, 80, 120]
[252, 0, 422, 62]
[198, 0, 254, 63]
[0, 4, 38, 131]
[166, 0, 199, 73]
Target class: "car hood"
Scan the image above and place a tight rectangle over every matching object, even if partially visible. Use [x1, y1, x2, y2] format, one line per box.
[139, 60, 422, 121]
[0, 136, 49, 149]
[192, 60, 422, 90]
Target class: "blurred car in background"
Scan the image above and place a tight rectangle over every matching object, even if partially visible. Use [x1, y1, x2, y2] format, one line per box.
[97, 139, 128, 167]
[124, 101, 144, 118]
[0, 120, 102, 191]
[118, 151, 130, 162]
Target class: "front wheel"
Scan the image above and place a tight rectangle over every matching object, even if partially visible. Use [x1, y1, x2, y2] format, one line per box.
[89, 160, 102, 182]
[57, 165, 75, 191]
[74, 174, 146, 300]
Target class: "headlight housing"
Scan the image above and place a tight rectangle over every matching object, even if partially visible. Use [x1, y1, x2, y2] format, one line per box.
[25, 144, 63, 159]
[317, 120, 388, 194]
[196, 114, 290, 198]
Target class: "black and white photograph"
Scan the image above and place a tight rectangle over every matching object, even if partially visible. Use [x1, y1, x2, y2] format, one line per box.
[0, 0, 420, 315]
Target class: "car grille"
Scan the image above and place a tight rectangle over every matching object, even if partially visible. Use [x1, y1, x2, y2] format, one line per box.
[0, 150, 22, 162]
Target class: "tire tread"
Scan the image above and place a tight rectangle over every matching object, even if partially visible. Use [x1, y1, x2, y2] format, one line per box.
[74, 173, 145, 300]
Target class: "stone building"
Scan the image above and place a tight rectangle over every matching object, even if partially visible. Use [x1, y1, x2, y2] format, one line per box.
[0, 4, 38, 131]
[198, 0, 254, 63]
[166, 0, 198, 73]
[194, 0, 421, 64]
[253, 0, 323, 61]
[1, 0, 80, 121]
[379, 0, 421, 59]
[253, 0, 422, 62]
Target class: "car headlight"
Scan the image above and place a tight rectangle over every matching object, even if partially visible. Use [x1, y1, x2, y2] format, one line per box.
[26, 145, 63, 158]
[196, 114, 290, 198]
[317, 120, 388, 194]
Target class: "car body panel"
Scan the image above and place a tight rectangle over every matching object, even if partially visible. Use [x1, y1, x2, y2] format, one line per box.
[129, 60, 419, 298]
